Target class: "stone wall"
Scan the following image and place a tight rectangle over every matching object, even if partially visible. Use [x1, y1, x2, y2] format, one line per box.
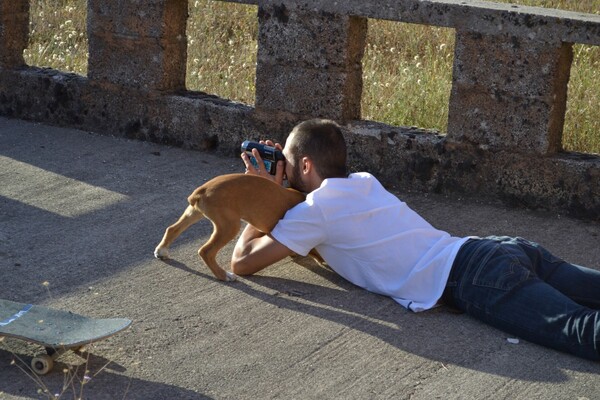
[0, 0, 599, 219]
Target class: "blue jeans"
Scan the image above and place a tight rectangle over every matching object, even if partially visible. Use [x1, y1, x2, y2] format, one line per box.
[444, 236, 600, 361]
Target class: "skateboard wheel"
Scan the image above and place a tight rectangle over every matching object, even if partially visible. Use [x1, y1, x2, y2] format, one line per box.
[31, 354, 53, 375]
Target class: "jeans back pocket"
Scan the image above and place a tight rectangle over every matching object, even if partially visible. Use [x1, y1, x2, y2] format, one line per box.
[472, 243, 532, 291]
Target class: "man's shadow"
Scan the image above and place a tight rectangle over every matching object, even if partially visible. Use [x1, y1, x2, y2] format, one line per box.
[225, 256, 599, 383]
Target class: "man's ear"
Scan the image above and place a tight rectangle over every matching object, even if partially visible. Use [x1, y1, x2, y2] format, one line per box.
[301, 156, 312, 174]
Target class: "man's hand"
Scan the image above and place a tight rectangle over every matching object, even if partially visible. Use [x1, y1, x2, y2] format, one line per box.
[241, 140, 285, 186]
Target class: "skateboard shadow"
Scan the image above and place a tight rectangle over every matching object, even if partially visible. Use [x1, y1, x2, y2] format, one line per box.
[0, 348, 213, 399]
[78, 350, 127, 373]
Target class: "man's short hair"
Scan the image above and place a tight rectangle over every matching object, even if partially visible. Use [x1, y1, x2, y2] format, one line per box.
[289, 119, 347, 179]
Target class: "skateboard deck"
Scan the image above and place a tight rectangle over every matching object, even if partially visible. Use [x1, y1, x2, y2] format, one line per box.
[0, 299, 131, 374]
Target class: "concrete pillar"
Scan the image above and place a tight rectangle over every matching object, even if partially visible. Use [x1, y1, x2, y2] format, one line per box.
[255, 4, 367, 123]
[0, 0, 29, 69]
[87, 0, 188, 91]
[448, 31, 573, 154]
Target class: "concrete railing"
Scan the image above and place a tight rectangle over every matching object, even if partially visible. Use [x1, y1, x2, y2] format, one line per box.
[0, 0, 599, 219]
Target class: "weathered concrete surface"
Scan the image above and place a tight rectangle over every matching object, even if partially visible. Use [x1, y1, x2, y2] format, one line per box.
[256, 5, 366, 121]
[1, 66, 598, 220]
[0, 118, 599, 399]
[0, 1, 28, 69]
[241, 0, 600, 45]
[87, 0, 188, 91]
[448, 32, 572, 154]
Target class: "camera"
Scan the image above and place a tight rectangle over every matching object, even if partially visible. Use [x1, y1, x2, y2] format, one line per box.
[241, 140, 284, 175]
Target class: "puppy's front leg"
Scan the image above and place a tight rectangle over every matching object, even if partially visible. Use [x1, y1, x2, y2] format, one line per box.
[198, 245, 238, 282]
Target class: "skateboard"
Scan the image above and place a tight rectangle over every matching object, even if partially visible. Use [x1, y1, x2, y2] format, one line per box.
[0, 299, 131, 375]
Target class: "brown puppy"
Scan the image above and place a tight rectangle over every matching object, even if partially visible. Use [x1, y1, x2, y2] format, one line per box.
[154, 173, 309, 281]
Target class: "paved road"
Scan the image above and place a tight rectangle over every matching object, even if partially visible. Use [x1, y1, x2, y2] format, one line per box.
[0, 117, 598, 399]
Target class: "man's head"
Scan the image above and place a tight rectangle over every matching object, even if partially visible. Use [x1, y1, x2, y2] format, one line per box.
[282, 119, 347, 192]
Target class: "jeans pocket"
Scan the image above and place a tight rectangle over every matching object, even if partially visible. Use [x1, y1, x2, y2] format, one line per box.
[472, 245, 531, 291]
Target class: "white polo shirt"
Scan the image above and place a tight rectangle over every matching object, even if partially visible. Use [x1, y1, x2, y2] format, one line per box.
[271, 172, 469, 312]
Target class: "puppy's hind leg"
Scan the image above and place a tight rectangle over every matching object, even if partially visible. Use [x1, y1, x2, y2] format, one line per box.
[155, 205, 204, 259]
[198, 213, 240, 282]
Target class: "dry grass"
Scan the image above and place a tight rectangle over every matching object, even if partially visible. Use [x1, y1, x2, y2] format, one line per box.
[23, 0, 599, 154]
[186, 0, 257, 104]
[24, 0, 87, 76]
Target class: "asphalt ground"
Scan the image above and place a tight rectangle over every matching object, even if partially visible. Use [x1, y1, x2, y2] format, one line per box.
[0, 117, 599, 399]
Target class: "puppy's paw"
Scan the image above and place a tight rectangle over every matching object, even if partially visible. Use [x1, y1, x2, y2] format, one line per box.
[154, 247, 170, 259]
[225, 271, 238, 282]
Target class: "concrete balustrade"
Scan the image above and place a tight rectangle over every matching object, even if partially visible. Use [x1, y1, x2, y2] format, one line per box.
[0, 0, 598, 218]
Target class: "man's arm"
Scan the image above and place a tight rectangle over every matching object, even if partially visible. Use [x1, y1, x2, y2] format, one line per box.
[231, 223, 294, 276]
[234, 139, 292, 275]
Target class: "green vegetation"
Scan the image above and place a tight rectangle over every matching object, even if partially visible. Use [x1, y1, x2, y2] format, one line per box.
[24, 0, 599, 153]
